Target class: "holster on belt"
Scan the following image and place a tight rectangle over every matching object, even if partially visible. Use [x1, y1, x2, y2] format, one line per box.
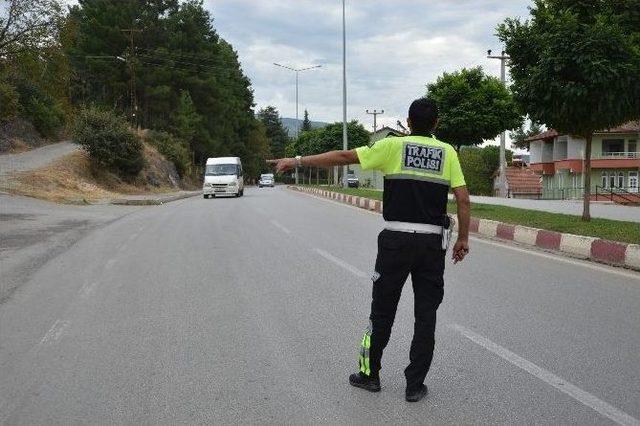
[441, 214, 454, 251]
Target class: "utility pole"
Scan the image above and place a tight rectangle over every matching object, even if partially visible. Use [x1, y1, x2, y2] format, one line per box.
[273, 63, 321, 184]
[341, 0, 348, 187]
[122, 29, 141, 127]
[487, 49, 510, 197]
[366, 109, 384, 134]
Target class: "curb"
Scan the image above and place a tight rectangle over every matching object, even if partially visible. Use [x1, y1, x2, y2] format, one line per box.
[110, 191, 202, 206]
[289, 186, 640, 272]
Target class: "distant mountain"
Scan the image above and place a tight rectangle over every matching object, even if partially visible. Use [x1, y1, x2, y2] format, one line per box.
[281, 117, 329, 137]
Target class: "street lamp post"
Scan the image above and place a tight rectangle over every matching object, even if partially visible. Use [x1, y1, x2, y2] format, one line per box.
[341, 0, 348, 187]
[487, 49, 510, 197]
[274, 63, 322, 184]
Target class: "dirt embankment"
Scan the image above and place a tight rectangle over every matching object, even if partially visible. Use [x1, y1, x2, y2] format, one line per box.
[0, 118, 53, 153]
[1, 143, 199, 204]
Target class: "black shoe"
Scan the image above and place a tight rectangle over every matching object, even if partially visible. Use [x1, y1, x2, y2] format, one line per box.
[405, 384, 428, 402]
[349, 372, 381, 392]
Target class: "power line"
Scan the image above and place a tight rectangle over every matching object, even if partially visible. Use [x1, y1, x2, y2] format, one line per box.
[136, 53, 231, 70]
[365, 109, 384, 133]
[121, 28, 141, 126]
[135, 48, 223, 64]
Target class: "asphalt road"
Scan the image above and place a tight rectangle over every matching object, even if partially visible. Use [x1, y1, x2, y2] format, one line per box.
[0, 142, 79, 177]
[1, 187, 639, 425]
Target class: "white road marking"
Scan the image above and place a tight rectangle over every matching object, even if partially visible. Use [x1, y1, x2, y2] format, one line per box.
[469, 235, 640, 282]
[39, 319, 71, 346]
[450, 324, 640, 426]
[314, 248, 368, 278]
[270, 220, 291, 235]
[78, 281, 99, 299]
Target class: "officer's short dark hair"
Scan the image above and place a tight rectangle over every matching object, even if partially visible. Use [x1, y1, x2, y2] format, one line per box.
[408, 98, 438, 134]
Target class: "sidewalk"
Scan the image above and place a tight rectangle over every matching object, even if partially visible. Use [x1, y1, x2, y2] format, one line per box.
[450, 195, 639, 223]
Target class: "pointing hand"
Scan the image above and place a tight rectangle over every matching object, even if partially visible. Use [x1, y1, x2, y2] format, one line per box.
[267, 158, 296, 173]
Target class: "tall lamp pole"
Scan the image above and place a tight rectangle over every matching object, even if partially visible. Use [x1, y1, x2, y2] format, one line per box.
[274, 63, 322, 184]
[487, 49, 510, 197]
[341, 0, 348, 187]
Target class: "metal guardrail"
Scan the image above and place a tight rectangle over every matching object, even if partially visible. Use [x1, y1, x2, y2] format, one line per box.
[595, 186, 639, 204]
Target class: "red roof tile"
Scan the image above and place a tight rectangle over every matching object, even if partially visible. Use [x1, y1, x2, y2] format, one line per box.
[525, 121, 640, 142]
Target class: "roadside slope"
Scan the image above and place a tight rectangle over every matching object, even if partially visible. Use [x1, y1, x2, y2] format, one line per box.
[1, 143, 194, 204]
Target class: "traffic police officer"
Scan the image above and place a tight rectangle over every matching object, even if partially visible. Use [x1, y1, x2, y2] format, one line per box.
[270, 98, 471, 403]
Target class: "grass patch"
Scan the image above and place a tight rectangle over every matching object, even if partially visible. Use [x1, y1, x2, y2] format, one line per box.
[301, 185, 640, 244]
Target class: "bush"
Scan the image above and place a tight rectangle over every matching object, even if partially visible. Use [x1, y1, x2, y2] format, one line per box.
[459, 146, 513, 195]
[15, 81, 65, 137]
[72, 107, 144, 178]
[147, 130, 190, 177]
[0, 81, 20, 120]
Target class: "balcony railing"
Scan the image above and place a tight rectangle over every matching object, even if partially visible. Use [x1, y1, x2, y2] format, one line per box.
[595, 151, 639, 159]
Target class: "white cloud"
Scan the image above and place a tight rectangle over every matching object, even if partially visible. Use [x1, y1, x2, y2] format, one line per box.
[208, 1, 532, 147]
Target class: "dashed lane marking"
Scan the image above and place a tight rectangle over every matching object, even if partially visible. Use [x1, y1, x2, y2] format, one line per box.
[270, 220, 291, 235]
[38, 319, 71, 346]
[314, 248, 368, 279]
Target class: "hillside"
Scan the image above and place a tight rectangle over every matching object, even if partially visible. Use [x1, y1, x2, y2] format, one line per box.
[0, 143, 196, 204]
[280, 117, 329, 136]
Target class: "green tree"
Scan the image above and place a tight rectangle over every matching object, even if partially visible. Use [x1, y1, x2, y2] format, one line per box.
[510, 121, 543, 150]
[0, 0, 64, 57]
[426, 66, 521, 151]
[257, 106, 289, 159]
[497, 0, 640, 220]
[301, 109, 312, 132]
[66, 0, 260, 165]
[288, 120, 368, 156]
[171, 90, 201, 148]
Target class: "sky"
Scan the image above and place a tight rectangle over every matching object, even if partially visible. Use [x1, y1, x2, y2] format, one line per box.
[206, 0, 533, 147]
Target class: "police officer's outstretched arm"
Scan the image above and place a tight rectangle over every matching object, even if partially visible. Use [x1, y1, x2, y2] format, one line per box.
[268, 150, 359, 173]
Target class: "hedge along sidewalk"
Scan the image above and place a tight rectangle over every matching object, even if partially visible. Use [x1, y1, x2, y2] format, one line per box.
[289, 185, 640, 272]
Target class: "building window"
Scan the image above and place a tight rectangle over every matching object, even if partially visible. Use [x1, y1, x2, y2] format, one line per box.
[602, 139, 625, 156]
[617, 172, 625, 189]
[601, 171, 608, 188]
[629, 140, 637, 157]
[609, 172, 617, 188]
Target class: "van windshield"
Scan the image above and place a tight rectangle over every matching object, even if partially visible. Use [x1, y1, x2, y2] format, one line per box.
[206, 164, 238, 176]
[260, 174, 273, 179]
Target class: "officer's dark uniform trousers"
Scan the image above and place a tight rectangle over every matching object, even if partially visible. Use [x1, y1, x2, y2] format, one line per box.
[369, 229, 445, 391]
